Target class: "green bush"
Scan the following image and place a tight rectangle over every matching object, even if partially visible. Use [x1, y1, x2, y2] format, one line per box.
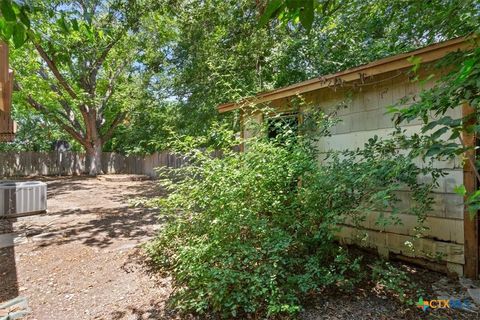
[146, 117, 438, 318]
[371, 260, 421, 305]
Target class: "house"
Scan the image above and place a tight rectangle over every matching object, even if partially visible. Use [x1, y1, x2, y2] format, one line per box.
[0, 42, 15, 142]
[218, 36, 479, 278]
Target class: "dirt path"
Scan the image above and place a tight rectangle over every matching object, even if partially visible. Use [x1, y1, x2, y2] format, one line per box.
[1, 176, 175, 320]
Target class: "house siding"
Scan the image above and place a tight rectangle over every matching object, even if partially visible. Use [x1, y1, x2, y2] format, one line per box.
[242, 69, 466, 275]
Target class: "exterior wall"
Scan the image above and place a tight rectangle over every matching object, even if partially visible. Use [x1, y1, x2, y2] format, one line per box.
[242, 68, 466, 275]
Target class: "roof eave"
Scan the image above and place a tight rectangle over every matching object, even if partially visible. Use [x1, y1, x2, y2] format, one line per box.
[218, 36, 475, 113]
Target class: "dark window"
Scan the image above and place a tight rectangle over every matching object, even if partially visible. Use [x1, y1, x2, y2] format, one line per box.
[266, 113, 299, 141]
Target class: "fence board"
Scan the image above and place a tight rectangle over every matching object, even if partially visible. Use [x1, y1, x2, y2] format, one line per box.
[0, 151, 189, 177]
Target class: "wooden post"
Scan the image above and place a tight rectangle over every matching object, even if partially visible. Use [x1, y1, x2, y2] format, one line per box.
[463, 103, 479, 279]
[5, 69, 13, 113]
[0, 42, 9, 113]
[0, 42, 8, 83]
[0, 41, 14, 141]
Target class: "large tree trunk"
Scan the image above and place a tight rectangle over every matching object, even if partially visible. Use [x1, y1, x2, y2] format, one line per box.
[86, 140, 104, 176]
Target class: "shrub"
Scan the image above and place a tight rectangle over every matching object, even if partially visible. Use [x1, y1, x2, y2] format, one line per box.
[371, 260, 421, 305]
[146, 116, 438, 318]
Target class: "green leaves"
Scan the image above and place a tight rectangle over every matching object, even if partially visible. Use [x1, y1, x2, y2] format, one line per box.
[459, 58, 476, 81]
[453, 184, 467, 196]
[299, 0, 314, 31]
[259, 0, 317, 30]
[57, 14, 70, 34]
[12, 21, 25, 48]
[18, 6, 29, 28]
[145, 113, 438, 317]
[147, 135, 342, 317]
[407, 56, 422, 73]
[421, 116, 462, 133]
[0, 0, 16, 22]
[466, 190, 480, 217]
[0, 19, 13, 38]
[258, 0, 284, 27]
[71, 18, 79, 31]
[0, 0, 30, 47]
[8, 0, 147, 159]
[430, 126, 448, 140]
[393, 47, 480, 217]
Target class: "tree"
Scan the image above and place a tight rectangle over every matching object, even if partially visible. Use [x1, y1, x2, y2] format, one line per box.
[0, 0, 30, 47]
[4, 0, 478, 159]
[105, 101, 180, 155]
[258, 0, 340, 31]
[7, 0, 147, 175]
[154, 0, 478, 135]
[258, 0, 478, 36]
[0, 109, 81, 152]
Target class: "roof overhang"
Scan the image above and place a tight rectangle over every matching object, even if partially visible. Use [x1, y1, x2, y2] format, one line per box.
[218, 36, 476, 113]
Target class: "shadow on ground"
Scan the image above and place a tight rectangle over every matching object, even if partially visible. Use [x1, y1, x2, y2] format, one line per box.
[0, 246, 18, 302]
[11, 175, 167, 249]
[0, 218, 18, 303]
[31, 207, 167, 248]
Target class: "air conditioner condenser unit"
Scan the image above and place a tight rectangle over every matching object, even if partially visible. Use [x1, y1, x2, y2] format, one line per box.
[0, 181, 47, 218]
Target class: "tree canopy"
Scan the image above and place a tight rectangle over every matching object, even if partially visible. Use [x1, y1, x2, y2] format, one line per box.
[1, 0, 479, 159]
[4, 0, 158, 173]
[149, 0, 478, 140]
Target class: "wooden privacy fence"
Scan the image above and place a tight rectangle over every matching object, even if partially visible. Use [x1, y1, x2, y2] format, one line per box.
[0, 151, 193, 177]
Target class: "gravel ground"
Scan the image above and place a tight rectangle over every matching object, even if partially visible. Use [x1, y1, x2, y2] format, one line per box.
[301, 262, 479, 320]
[1, 176, 178, 320]
[1, 176, 479, 319]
